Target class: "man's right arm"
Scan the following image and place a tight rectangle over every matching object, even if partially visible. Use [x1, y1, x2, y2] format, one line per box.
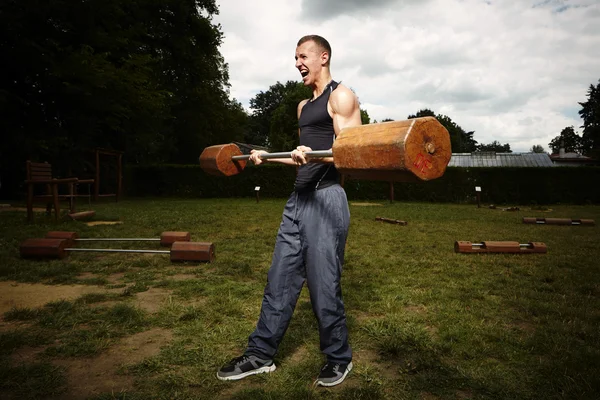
[249, 99, 309, 166]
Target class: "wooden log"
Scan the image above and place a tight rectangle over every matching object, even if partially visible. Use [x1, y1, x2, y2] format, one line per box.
[159, 231, 191, 246]
[20, 238, 68, 259]
[170, 241, 215, 263]
[375, 217, 407, 225]
[333, 117, 451, 182]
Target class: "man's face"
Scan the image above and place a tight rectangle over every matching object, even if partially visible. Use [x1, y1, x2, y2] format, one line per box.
[295, 41, 327, 86]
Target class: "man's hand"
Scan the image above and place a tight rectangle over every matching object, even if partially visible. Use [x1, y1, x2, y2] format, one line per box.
[291, 145, 313, 165]
[249, 149, 268, 165]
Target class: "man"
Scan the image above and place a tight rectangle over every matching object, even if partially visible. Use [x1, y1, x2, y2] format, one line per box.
[217, 35, 362, 387]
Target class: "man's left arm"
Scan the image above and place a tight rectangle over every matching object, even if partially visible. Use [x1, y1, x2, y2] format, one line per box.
[329, 85, 362, 136]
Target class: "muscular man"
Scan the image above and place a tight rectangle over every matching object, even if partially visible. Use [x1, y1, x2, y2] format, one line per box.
[217, 34, 362, 387]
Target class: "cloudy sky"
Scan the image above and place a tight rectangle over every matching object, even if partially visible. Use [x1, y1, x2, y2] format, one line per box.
[213, 0, 600, 152]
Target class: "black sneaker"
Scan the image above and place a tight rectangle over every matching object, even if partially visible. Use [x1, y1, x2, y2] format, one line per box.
[314, 361, 353, 387]
[216, 355, 276, 381]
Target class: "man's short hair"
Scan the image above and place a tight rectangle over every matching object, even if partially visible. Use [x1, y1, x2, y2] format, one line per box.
[297, 35, 332, 65]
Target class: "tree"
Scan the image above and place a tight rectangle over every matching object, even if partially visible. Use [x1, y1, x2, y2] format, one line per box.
[247, 81, 311, 148]
[548, 126, 582, 154]
[408, 109, 478, 153]
[408, 109, 435, 118]
[578, 79, 600, 158]
[268, 83, 312, 151]
[360, 109, 371, 125]
[247, 81, 308, 146]
[0, 0, 246, 197]
[530, 145, 545, 153]
[477, 141, 512, 153]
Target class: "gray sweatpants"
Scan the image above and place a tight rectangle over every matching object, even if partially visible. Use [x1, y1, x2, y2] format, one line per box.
[245, 184, 352, 363]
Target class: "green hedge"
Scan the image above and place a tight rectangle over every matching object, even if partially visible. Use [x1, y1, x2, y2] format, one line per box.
[125, 164, 600, 204]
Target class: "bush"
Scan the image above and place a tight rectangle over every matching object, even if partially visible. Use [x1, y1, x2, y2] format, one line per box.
[124, 164, 600, 205]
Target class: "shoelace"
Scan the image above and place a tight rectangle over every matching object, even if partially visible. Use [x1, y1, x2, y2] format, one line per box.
[321, 363, 340, 373]
[231, 356, 249, 367]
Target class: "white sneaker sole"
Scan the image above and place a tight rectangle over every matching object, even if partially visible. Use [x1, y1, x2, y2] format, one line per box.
[217, 363, 276, 381]
[314, 361, 353, 387]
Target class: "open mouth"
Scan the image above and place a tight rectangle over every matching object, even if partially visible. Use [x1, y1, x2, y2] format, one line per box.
[300, 70, 309, 77]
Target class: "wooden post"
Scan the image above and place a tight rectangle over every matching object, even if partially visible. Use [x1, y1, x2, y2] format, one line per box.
[117, 153, 122, 201]
[95, 149, 100, 201]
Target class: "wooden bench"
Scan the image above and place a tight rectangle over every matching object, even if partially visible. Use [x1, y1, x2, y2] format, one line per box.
[25, 161, 94, 222]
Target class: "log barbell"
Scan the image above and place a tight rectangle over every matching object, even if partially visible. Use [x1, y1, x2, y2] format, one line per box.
[20, 238, 215, 262]
[199, 117, 452, 182]
[454, 241, 547, 254]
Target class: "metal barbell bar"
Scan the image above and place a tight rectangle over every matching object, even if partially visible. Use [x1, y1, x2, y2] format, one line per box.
[522, 217, 595, 226]
[46, 231, 191, 247]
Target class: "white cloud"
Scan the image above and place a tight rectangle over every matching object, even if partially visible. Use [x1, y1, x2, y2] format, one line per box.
[215, 0, 600, 152]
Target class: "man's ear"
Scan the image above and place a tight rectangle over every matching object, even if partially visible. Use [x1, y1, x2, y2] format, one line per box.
[321, 51, 329, 66]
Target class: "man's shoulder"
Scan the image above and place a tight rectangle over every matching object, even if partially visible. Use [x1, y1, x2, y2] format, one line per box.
[297, 98, 310, 111]
[332, 83, 356, 97]
[329, 83, 359, 114]
[330, 83, 358, 104]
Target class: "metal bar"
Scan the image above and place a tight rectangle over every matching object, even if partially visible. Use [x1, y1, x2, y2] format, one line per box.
[75, 238, 160, 242]
[472, 243, 533, 248]
[232, 150, 332, 161]
[65, 248, 170, 254]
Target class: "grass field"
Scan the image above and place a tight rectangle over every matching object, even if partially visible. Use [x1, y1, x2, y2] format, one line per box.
[0, 198, 599, 399]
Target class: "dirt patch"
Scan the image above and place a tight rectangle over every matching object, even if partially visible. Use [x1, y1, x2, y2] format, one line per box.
[0, 206, 47, 212]
[216, 380, 264, 399]
[53, 328, 173, 400]
[0, 282, 109, 316]
[10, 344, 49, 364]
[350, 202, 383, 207]
[107, 272, 126, 283]
[167, 274, 198, 282]
[404, 304, 428, 314]
[353, 348, 401, 381]
[76, 272, 99, 280]
[133, 288, 173, 313]
[352, 310, 386, 323]
[0, 281, 175, 318]
[286, 344, 309, 365]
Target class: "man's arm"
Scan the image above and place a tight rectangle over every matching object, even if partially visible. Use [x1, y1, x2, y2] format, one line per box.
[329, 84, 362, 135]
[249, 99, 310, 166]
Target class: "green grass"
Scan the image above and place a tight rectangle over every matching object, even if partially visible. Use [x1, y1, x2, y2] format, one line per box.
[0, 198, 599, 399]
